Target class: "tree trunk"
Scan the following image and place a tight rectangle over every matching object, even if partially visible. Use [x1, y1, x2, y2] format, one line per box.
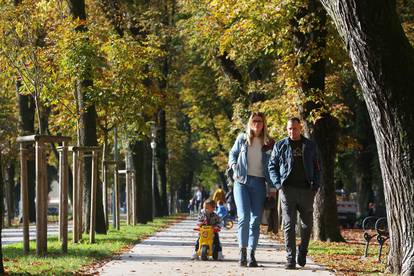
[130, 140, 153, 223]
[16, 80, 36, 222]
[78, 96, 106, 233]
[313, 114, 343, 241]
[67, 0, 106, 234]
[293, 0, 343, 241]
[155, 109, 168, 216]
[155, 0, 171, 217]
[320, 0, 414, 274]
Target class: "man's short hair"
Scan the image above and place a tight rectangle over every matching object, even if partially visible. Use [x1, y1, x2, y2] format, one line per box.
[287, 117, 301, 124]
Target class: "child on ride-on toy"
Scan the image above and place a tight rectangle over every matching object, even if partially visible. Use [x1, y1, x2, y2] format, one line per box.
[216, 200, 234, 229]
[191, 199, 224, 260]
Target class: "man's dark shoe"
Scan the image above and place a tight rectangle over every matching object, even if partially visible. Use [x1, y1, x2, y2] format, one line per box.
[248, 250, 258, 267]
[297, 247, 307, 267]
[239, 248, 247, 267]
[285, 262, 296, 270]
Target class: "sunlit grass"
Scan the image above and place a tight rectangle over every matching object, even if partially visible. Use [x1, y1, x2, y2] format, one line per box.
[266, 227, 395, 276]
[3, 215, 184, 275]
[309, 239, 393, 275]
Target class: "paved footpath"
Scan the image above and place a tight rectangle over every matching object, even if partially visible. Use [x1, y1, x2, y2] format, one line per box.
[97, 216, 334, 276]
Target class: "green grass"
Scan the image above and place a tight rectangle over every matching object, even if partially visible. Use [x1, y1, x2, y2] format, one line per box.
[309, 240, 393, 275]
[266, 227, 395, 275]
[3, 215, 184, 275]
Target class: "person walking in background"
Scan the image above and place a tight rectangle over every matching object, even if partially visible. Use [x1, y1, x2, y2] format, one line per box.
[192, 186, 203, 213]
[268, 117, 321, 270]
[212, 184, 225, 204]
[228, 112, 275, 267]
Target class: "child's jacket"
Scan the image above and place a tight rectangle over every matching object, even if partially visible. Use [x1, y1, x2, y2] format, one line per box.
[197, 209, 221, 227]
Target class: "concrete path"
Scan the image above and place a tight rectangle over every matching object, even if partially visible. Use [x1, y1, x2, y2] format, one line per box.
[97, 216, 334, 276]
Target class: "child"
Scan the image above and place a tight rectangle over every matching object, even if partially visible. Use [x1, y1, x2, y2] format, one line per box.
[191, 199, 224, 260]
[216, 200, 228, 220]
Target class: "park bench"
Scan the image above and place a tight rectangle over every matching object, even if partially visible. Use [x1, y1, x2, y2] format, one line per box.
[362, 216, 389, 261]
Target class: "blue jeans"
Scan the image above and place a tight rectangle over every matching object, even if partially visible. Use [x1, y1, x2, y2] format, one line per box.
[234, 176, 266, 251]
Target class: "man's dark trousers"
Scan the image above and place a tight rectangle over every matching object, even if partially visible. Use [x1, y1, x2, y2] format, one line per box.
[280, 186, 314, 264]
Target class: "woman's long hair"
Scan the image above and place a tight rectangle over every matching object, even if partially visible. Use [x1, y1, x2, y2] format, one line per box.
[246, 112, 270, 146]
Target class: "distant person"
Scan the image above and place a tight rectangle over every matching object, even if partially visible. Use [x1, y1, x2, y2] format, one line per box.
[191, 199, 224, 260]
[268, 117, 321, 269]
[228, 112, 274, 267]
[192, 186, 203, 212]
[212, 184, 225, 204]
[188, 199, 195, 215]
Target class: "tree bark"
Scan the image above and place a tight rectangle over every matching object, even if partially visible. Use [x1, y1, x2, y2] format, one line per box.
[130, 140, 153, 223]
[319, 0, 414, 274]
[155, 109, 168, 216]
[292, 0, 343, 241]
[313, 114, 343, 241]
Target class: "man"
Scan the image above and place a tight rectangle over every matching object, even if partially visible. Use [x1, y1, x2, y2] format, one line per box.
[268, 117, 320, 269]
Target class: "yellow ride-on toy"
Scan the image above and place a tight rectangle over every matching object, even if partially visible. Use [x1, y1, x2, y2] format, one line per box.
[195, 225, 220, 261]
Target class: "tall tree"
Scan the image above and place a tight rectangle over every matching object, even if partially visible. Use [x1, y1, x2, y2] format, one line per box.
[16, 80, 36, 222]
[66, 0, 106, 234]
[292, 0, 343, 241]
[154, 0, 171, 217]
[319, 0, 414, 274]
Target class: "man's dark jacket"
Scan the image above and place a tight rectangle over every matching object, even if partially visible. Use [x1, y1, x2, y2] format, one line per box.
[268, 136, 321, 191]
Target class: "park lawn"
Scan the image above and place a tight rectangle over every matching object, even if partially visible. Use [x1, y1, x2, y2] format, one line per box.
[308, 228, 393, 275]
[267, 228, 393, 275]
[3, 215, 185, 275]
[309, 240, 391, 275]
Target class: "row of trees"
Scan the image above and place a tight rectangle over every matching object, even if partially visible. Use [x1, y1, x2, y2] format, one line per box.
[0, 0, 413, 274]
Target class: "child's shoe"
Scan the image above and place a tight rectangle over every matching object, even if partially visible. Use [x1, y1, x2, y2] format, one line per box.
[190, 252, 199, 260]
[217, 251, 224, 261]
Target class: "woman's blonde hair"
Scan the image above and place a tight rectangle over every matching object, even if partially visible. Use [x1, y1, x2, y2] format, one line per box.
[246, 112, 270, 146]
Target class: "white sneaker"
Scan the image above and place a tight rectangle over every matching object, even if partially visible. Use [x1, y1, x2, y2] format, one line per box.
[217, 251, 224, 261]
[191, 252, 199, 260]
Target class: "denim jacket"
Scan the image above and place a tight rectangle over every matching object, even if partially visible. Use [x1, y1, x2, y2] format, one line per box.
[268, 136, 321, 191]
[228, 133, 274, 185]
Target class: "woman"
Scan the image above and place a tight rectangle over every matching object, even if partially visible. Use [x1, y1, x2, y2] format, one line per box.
[228, 112, 274, 267]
